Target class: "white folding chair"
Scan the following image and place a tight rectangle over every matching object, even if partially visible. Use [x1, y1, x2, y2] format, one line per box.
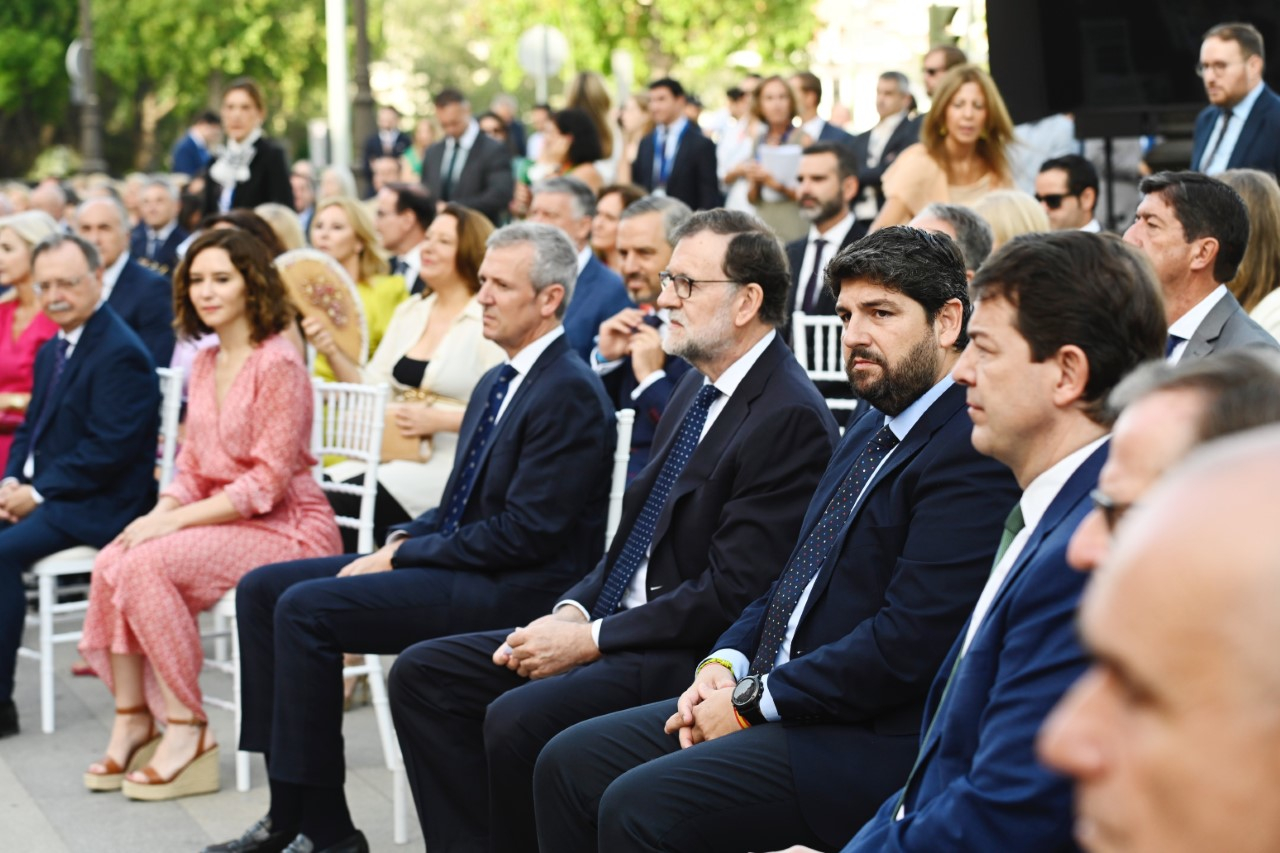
[207, 381, 408, 842]
[18, 366, 184, 733]
[791, 311, 861, 417]
[605, 409, 636, 551]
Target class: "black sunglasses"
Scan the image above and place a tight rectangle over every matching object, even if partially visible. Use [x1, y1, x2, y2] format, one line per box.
[1034, 192, 1078, 211]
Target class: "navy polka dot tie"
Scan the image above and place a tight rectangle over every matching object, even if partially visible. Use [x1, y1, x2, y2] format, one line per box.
[438, 364, 519, 535]
[591, 383, 721, 619]
[750, 423, 899, 674]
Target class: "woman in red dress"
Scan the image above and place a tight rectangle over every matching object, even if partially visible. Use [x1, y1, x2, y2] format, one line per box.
[0, 212, 61, 470]
[79, 229, 341, 800]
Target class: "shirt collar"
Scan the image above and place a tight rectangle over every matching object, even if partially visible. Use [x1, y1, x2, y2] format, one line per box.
[1230, 79, 1267, 119]
[576, 245, 593, 273]
[808, 211, 856, 245]
[102, 251, 129, 290]
[882, 374, 954, 441]
[507, 325, 565, 376]
[148, 221, 178, 242]
[703, 329, 776, 399]
[1079, 219, 1102, 233]
[451, 119, 481, 151]
[801, 116, 826, 140]
[1017, 434, 1110, 534]
[1169, 284, 1228, 338]
[661, 116, 689, 140]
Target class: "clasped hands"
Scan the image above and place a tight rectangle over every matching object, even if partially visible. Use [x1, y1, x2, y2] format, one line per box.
[663, 662, 743, 748]
[596, 309, 666, 382]
[492, 608, 601, 680]
[0, 480, 36, 523]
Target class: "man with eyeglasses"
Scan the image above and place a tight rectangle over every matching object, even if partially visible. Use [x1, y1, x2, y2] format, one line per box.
[921, 45, 967, 99]
[534, 226, 1022, 853]
[0, 233, 159, 739]
[1039, 424, 1280, 853]
[1191, 22, 1280, 176]
[1035, 154, 1101, 232]
[385, 209, 838, 852]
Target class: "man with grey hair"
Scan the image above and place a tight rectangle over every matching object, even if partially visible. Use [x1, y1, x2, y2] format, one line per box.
[529, 176, 634, 361]
[911, 202, 994, 279]
[386, 207, 838, 853]
[593, 194, 696, 476]
[76, 195, 174, 366]
[852, 72, 922, 226]
[28, 181, 68, 225]
[210, 221, 616, 853]
[1039, 424, 1280, 853]
[0, 232, 158, 738]
[128, 178, 188, 276]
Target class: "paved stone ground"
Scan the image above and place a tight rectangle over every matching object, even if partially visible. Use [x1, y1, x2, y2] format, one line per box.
[0, 616, 420, 852]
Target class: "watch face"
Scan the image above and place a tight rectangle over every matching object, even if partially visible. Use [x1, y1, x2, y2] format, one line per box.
[732, 676, 759, 706]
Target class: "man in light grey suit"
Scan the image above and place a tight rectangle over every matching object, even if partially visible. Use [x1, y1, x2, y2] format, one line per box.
[1123, 170, 1277, 362]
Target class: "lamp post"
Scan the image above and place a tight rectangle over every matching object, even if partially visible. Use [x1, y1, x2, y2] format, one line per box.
[77, 0, 106, 173]
[352, 0, 376, 192]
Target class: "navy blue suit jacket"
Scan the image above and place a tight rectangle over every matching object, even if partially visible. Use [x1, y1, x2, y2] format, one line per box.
[1191, 85, 1280, 176]
[362, 129, 412, 186]
[171, 132, 211, 177]
[817, 121, 857, 149]
[387, 333, 615, 600]
[5, 306, 159, 546]
[563, 334, 838, 657]
[845, 441, 1106, 852]
[108, 257, 176, 368]
[714, 383, 1021, 846]
[129, 223, 189, 278]
[600, 345, 694, 479]
[632, 126, 724, 211]
[562, 254, 634, 362]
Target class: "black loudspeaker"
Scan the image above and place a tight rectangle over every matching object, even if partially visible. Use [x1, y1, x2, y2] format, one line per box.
[987, 0, 1280, 125]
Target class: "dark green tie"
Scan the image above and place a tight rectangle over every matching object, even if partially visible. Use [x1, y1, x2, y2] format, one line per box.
[891, 503, 1025, 817]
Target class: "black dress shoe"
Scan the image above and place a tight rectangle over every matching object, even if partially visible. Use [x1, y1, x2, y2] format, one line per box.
[280, 830, 369, 853]
[0, 700, 18, 739]
[201, 816, 293, 853]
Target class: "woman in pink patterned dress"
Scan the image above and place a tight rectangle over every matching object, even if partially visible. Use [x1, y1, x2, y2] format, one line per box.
[80, 229, 341, 801]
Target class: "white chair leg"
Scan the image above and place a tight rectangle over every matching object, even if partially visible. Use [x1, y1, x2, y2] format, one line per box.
[38, 572, 56, 734]
[393, 764, 408, 845]
[212, 608, 230, 663]
[361, 654, 408, 844]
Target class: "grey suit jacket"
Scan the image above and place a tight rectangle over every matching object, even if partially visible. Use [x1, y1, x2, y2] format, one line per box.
[421, 132, 514, 225]
[1182, 290, 1280, 361]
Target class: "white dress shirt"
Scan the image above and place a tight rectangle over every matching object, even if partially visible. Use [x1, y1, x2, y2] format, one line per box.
[100, 252, 129, 303]
[1167, 284, 1228, 364]
[795, 212, 857, 313]
[442, 120, 482, 190]
[558, 330, 779, 644]
[493, 325, 565, 424]
[1079, 219, 1102, 233]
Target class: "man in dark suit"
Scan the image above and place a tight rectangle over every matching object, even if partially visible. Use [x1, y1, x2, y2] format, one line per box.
[528, 177, 634, 361]
[361, 105, 412, 189]
[631, 78, 723, 212]
[387, 209, 840, 853]
[421, 88, 514, 226]
[1123, 171, 1278, 363]
[373, 183, 433, 294]
[128, 178, 188, 278]
[207, 223, 615, 853]
[171, 111, 221, 177]
[0, 233, 158, 738]
[851, 72, 921, 227]
[533, 227, 1022, 853]
[825, 232, 1167, 852]
[1190, 23, 1280, 176]
[791, 72, 856, 149]
[593, 195, 694, 477]
[75, 197, 175, 367]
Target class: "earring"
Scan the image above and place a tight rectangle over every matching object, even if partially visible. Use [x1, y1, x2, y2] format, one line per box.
[939, 126, 948, 137]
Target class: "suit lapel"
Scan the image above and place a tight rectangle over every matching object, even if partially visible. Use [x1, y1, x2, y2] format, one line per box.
[1228, 87, 1275, 168]
[1182, 293, 1235, 360]
[469, 335, 565, 479]
[33, 308, 109, 445]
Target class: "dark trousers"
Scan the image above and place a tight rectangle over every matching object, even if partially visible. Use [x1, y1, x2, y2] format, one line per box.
[0, 512, 80, 702]
[532, 699, 827, 853]
[236, 555, 562, 788]
[388, 630, 694, 853]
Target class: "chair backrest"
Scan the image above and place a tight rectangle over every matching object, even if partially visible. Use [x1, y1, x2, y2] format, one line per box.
[155, 366, 184, 490]
[605, 409, 636, 550]
[791, 311, 846, 383]
[311, 380, 390, 553]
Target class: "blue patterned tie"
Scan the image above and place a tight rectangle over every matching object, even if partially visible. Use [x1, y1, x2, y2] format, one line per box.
[750, 423, 899, 674]
[438, 364, 519, 535]
[591, 383, 721, 618]
[32, 337, 71, 442]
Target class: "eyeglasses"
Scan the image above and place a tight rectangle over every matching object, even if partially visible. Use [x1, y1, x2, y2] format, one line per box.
[1034, 192, 1078, 210]
[1089, 489, 1134, 534]
[923, 66, 947, 77]
[33, 273, 92, 295]
[1195, 60, 1243, 78]
[658, 271, 739, 299]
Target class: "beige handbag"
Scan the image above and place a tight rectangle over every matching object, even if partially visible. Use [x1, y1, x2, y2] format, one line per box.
[380, 389, 468, 463]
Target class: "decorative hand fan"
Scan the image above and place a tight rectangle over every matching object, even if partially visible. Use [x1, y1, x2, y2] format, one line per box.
[276, 248, 369, 367]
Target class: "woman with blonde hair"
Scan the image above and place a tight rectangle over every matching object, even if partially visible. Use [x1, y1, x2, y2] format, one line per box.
[725, 75, 807, 240]
[1218, 169, 1280, 337]
[872, 64, 1015, 230]
[0, 211, 60, 470]
[303, 196, 407, 380]
[253, 202, 306, 251]
[972, 190, 1050, 251]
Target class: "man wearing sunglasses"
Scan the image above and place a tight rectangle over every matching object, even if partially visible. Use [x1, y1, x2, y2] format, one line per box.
[1035, 154, 1101, 233]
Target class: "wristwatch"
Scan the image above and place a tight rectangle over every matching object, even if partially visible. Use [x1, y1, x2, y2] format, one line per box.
[731, 674, 766, 726]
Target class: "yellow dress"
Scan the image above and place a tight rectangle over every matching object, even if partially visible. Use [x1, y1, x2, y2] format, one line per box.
[312, 273, 408, 381]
